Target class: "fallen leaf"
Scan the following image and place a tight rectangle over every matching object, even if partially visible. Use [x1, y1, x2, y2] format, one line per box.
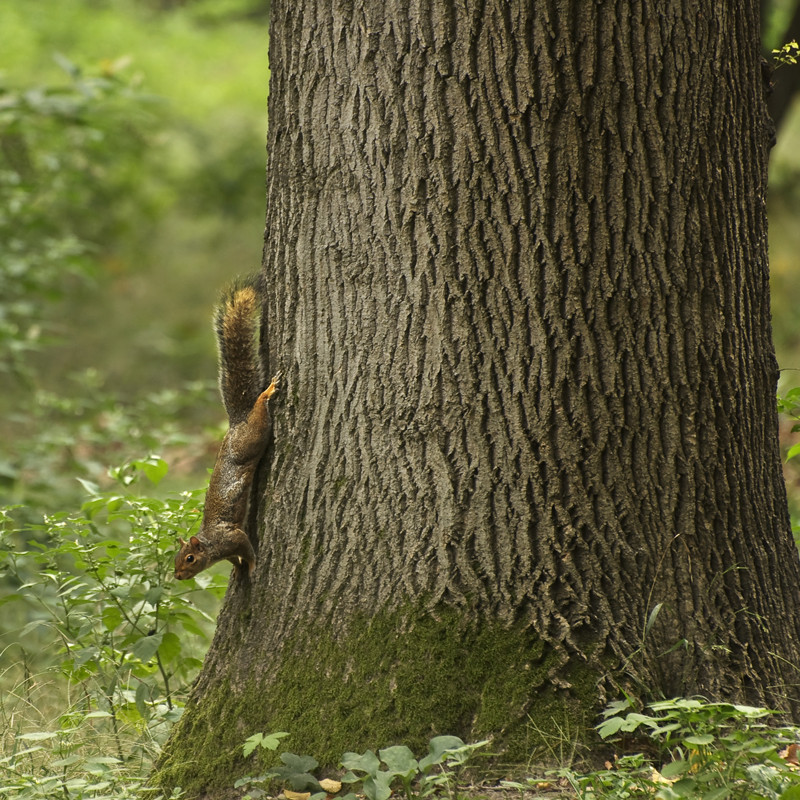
[782, 743, 800, 766]
[284, 791, 311, 800]
[650, 768, 672, 784]
[319, 779, 342, 794]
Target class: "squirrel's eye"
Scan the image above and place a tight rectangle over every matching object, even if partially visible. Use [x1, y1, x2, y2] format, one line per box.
[186, 555, 195, 563]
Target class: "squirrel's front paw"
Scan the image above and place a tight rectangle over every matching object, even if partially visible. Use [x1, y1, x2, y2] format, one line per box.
[265, 371, 282, 399]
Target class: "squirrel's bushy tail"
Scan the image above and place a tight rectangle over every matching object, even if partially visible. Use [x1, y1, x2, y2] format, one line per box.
[215, 275, 266, 424]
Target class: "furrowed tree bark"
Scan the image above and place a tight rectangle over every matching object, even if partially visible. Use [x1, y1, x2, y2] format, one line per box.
[156, 1, 800, 796]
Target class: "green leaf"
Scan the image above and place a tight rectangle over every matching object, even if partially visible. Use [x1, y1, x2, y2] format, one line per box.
[786, 442, 800, 462]
[51, 755, 82, 768]
[661, 759, 690, 778]
[644, 603, 663, 637]
[287, 773, 321, 791]
[131, 631, 164, 663]
[779, 786, 800, 800]
[242, 731, 289, 757]
[19, 731, 57, 741]
[72, 646, 100, 668]
[418, 735, 466, 770]
[363, 771, 393, 800]
[683, 733, 714, 746]
[145, 586, 165, 606]
[702, 788, 730, 800]
[133, 456, 169, 485]
[135, 681, 151, 718]
[730, 704, 772, 718]
[243, 733, 264, 758]
[101, 605, 123, 631]
[379, 745, 418, 776]
[672, 777, 698, 794]
[260, 731, 289, 750]
[596, 715, 627, 739]
[76, 477, 100, 496]
[342, 750, 381, 775]
[280, 752, 318, 774]
[158, 631, 182, 664]
[85, 757, 122, 766]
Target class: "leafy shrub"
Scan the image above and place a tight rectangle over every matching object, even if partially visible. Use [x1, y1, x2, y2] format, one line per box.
[0, 56, 156, 378]
[0, 456, 228, 797]
[235, 734, 488, 800]
[531, 697, 800, 799]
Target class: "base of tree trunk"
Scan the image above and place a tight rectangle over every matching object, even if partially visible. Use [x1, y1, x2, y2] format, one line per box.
[153, 606, 604, 797]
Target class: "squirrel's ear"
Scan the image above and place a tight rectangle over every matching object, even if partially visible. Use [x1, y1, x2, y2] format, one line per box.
[189, 535, 203, 549]
[178, 537, 187, 546]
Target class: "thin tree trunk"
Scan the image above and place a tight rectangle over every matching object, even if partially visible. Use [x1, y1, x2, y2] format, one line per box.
[155, 1, 800, 796]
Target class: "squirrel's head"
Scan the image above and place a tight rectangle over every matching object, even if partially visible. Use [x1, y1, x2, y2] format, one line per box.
[174, 535, 209, 580]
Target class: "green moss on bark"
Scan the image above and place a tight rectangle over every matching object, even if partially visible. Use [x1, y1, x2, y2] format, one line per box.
[153, 607, 605, 798]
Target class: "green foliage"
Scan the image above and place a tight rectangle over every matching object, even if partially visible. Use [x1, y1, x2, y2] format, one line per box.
[235, 735, 488, 800]
[242, 731, 291, 759]
[0, 369, 218, 516]
[0, 0, 269, 401]
[341, 737, 488, 800]
[0, 55, 155, 377]
[0, 455, 228, 798]
[773, 40, 800, 68]
[778, 386, 800, 457]
[541, 697, 800, 799]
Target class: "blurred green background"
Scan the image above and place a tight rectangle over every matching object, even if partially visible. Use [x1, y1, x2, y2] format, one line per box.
[1, 0, 271, 509]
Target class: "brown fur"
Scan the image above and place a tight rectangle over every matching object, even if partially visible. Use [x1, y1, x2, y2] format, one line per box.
[174, 279, 279, 581]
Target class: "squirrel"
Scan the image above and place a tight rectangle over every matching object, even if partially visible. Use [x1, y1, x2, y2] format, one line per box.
[174, 276, 280, 581]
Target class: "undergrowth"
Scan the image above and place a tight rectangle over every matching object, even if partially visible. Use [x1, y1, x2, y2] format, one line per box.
[0, 456, 227, 799]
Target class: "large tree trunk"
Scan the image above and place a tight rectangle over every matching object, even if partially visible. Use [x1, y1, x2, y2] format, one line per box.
[156, 1, 800, 796]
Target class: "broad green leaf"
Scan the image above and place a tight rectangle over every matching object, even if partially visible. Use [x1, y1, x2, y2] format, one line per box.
[701, 787, 730, 800]
[672, 777, 698, 793]
[731, 703, 772, 717]
[51, 755, 82, 768]
[342, 749, 381, 775]
[145, 586, 165, 607]
[661, 759, 690, 778]
[379, 745, 417, 776]
[596, 715, 627, 738]
[131, 631, 164, 663]
[134, 456, 169, 485]
[288, 773, 322, 791]
[72, 646, 100, 668]
[363, 771, 393, 800]
[102, 605, 123, 632]
[280, 752, 318, 773]
[158, 631, 182, 664]
[76, 477, 100, 496]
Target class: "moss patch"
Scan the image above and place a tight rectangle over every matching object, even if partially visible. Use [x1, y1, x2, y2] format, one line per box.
[153, 606, 605, 798]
